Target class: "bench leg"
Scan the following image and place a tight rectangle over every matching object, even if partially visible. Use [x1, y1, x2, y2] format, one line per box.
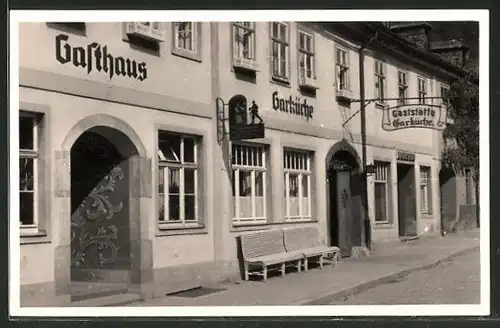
[281, 263, 286, 277]
[334, 252, 340, 267]
[296, 259, 301, 272]
[263, 266, 268, 281]
[244, 263, 249, 281]
[319, 255, 324, 269]
[304, 258, 308, 271]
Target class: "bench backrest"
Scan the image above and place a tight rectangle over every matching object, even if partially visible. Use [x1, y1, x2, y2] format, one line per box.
[283, 226, 322, 252]
[240, 230, 286, 259]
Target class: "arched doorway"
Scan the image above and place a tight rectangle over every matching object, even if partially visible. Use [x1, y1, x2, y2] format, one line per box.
[69, 126, 139, 300]
[325, 139, 363, 258]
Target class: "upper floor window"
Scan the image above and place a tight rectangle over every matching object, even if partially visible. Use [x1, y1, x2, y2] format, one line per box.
[398, 70, 408, 106]
[20, 114, 40, 234]
[233, 22, 256, 61]
[335, 47, 350, 91]
[298, 30, 315, 80]
[271, 22, 289, 81]
[158, 132, 200, 226]
[440, 84, 450, 108]
[418, 77, 428, 104]
[232, 144, 267, 225]
[375, 60, 387, 103]
[174, 22, 198, 52]
[284, 149, 312, 221]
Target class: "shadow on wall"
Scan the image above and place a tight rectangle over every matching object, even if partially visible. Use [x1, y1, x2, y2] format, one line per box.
[455, 205, 478, 232]
[236, 235, 245, 280]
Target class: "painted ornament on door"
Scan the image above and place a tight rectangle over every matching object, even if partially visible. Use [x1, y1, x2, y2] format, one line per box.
[71, 166, 124, 268]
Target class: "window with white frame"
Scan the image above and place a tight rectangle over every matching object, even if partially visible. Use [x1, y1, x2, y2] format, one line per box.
[233, 22, 255, 61]
[232, 144, 267, 225]
[398, 70, 408, 106]
[271, 22, 289, 80]
[158, 131, 199, 225]
[298, 30, 315, 80]
[20, 114, 40, 233]
[441, 84, 450, 108]
[375, 60, 386, 103]
[374, 161, 391, 223]
[418, 77, 428, 104]
[335, 47, 349, 91]
[173, 22, 198, 52]
[420, 166, 432, 214]
[284, 150, 312, 221]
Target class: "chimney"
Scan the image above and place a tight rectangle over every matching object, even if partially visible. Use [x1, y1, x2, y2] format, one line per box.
[429, 39, 470, 68]
[388, 21, 433, 49]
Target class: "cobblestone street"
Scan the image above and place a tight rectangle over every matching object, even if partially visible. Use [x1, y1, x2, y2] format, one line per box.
[325, 249, 480, 305]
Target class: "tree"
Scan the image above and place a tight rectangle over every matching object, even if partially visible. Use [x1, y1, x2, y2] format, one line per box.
[441, 70, 479, 227]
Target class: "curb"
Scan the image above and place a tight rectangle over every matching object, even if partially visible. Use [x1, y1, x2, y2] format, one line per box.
[299, 245, 479, 305]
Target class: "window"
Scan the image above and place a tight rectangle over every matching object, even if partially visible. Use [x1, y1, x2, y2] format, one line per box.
[271, 22, 289, 81]
[20, 114, 39, 233]
[418, 77, 428, 104]
[420, 166, 432, 214]
[441, 84, 450, 108]
[465, 168, 474, 205]
[374, 161, 391, 223]
[284, 150, 312, 221]
[398, 71, 408, 105]
[298, 30, 315, 80]
[173, 22, 197, 52]
[158, 131, 199, 225]
[335, 47, 349, 91]
[232, 144, 267, 225]
[375, 60, 386, 103]
[233, 22, 255, 61]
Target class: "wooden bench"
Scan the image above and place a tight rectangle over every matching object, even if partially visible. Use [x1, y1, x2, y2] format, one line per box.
[240, 230, 304, 281]
[283, 226, 340, 270]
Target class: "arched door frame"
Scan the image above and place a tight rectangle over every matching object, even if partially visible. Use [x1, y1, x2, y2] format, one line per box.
[54, 114, 152, 302]
[324, 138, 363, 251]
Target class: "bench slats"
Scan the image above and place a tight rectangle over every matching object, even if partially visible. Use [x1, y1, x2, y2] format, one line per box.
[283, 226, 324, 252]
[240, 230, 286, 259]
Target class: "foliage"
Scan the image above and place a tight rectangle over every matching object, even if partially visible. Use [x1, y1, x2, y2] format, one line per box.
[441, 70, 479, 182]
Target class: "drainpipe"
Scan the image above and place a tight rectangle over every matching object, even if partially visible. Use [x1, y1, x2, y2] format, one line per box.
[359, 30, 378, 251]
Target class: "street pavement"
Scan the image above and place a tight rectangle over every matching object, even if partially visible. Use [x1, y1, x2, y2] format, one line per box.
[325, 249, 480, 305]
[126, 229, 480, 307]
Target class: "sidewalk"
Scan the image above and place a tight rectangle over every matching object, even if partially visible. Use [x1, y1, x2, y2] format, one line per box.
[130, 229, 480, 306]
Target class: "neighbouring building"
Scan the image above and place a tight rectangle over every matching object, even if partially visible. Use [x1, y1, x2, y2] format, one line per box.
[17, 20, 476, 307]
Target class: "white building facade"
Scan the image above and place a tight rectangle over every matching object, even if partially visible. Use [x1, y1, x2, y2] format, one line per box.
[17, 21, 465, 306]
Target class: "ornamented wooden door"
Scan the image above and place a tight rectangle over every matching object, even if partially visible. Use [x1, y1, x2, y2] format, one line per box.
[70, 131, 131, 280]
[336, 171, 353, 257]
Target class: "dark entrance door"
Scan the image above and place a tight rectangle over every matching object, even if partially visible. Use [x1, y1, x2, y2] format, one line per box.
[70, 131, 131, 283]
[336, 170, 353, 257]
[327, 148, 361, 258]
[397, 163, 417, 237]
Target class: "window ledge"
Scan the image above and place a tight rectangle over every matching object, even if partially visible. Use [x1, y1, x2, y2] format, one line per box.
[421, 213, 434, 218]
[283, 218, 317, 224]
[171, 47, 202, 63]
[20, 230, 50, 244]
[271, 75, 291, 86]
[157, 222, 207, 236]
[231, 219, 319, 232]
[374, 222, 394, 229]
[231, 222, 270, 233]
